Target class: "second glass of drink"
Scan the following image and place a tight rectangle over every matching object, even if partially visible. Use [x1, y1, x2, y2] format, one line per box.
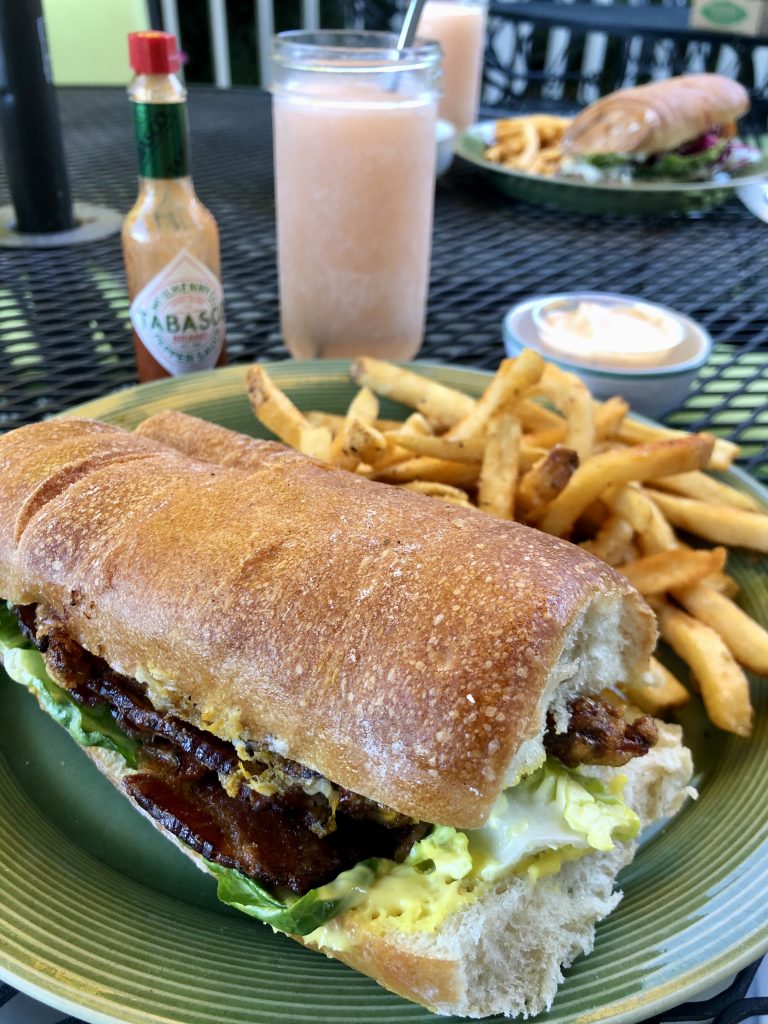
[418, 0, 488, 134]
[271, 31, 441, 360]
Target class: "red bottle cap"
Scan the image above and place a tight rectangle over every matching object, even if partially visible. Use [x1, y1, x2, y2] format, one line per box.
[128, 31, 181, 75]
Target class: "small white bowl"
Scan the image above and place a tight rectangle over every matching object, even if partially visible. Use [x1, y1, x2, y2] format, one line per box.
[503, 291, 713, 419]
[436, 119, 456, 177]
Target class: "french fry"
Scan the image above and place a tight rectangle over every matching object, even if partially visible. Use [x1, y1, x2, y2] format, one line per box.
[374, 456, 479, 487]
[375, 413, 433, 471]
[528, 398, 629, 453]
[699, 568, 740, 598]
[620, 541, 640, 564]
[350, 357, 475, 431]
[649, 492, 768, 553]
[341, 418, 387, 465]
[399, 481, 474, 508]
[580, 514, 635, 566]
[527, 113, 572, 134]
[529, 146, 563, 177]
[306, 411, 343, 434]
[307, 411, 405, 434]
[649, 470, 759, 512]
[246, 365, 310, 448]
[623, 657, 690, 715]
[656, 601, 752, 736]
[485, 115, 571, 175]
[297, 425, 333, 462]
[446, 351, 545, 442]
[636, 492, 680, 555]
[517, 445, 579, 518]
[523, 426, 563, 450]
[385, 432, 485, 465]
[534, 434, 714, 538]
[518, 445, 551, 472]
[478, 412, 521, 520]
[515, 399, 564, 433]
[617, 419, 738, 472]
[601, 484, 653, 534]
[672, 582, 768, 676]
[329, 387, 383, 469]
[618, 547, 726, 595]
[327, 387, 378, 468]
[347, 386, 379, 426]
[488, 118, 540, 170]
[532, 364, 594, 460]
[381, 427, 539, 475]
[593, 396, 630, 440]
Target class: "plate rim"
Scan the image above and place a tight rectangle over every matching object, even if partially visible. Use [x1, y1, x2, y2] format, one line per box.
[3, 358, 767, 1024]
[456, 120, 768, 194]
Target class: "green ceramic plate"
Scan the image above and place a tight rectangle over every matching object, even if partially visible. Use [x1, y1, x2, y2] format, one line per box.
[456, 122, 768, 216]
[1, 361, 767, 1024]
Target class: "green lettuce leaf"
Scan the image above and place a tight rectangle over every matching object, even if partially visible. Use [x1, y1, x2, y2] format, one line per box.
[0, 604, 138, 767]
[559, 770, 639, 849]
[205, 857, 381, 935]
[582, 139, 728, 181]
[467, 756, 640, 881]
[583, 153, 629, 171]
[512, 758, 640, 851]
[639, 138, 728, 179]
[0, 604, 28, 651]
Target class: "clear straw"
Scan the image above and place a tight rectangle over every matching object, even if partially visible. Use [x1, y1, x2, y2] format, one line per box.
[397, 0, 428, 50]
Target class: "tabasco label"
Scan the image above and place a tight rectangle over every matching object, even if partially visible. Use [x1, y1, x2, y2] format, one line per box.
[129, 250, 225, 375]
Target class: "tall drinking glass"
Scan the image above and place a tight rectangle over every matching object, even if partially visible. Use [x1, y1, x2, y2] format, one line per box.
[271, 32, 441, 360]
[418, 0, 488, 133]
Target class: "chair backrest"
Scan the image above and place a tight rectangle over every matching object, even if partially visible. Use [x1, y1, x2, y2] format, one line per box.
[483, 1, 768, 122]
[157, 0, 324, 87]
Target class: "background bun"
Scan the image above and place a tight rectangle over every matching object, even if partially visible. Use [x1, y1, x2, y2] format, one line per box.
[562, 73, 750, 157]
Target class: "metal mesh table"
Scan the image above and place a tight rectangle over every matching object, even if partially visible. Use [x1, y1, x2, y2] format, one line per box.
[0, 87, 766, 480]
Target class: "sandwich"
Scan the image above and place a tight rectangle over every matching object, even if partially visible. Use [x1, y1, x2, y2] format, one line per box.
[560, 73, 761, 183]
[0, 414, 693, 1018]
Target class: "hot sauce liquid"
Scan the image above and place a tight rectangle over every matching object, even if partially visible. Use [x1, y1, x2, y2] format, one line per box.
[122, 72, 226, 382]
[122, 178, 226, 381]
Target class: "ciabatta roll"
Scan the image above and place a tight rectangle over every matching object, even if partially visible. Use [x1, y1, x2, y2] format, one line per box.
[562, 73, 750, 157]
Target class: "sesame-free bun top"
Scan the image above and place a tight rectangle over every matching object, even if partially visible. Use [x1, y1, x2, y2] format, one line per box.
[562, 73, 750, 157]
[0, 417, 655, 828]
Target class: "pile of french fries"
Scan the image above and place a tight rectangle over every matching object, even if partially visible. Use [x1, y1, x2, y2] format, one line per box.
[246, 354, 768, 739]
[484, 115, 572, 176]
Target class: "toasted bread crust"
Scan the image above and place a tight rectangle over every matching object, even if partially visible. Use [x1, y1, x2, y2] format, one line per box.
[0, 417, 654, 827]
[562, 74, 749, 157]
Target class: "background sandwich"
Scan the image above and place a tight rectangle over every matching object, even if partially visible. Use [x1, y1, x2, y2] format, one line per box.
[0, 416, 693, 1018]
[561, 73, 761, 183]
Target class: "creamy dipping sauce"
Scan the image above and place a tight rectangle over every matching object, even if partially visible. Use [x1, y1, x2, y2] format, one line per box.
[537, 300, 685, 369]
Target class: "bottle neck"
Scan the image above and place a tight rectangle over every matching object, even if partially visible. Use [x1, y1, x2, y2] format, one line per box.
[132, 98, 190, 179]
[129, 72, 190, 181]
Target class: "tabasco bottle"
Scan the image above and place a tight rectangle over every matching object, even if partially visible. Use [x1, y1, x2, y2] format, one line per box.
[122, 31, 226, 382]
